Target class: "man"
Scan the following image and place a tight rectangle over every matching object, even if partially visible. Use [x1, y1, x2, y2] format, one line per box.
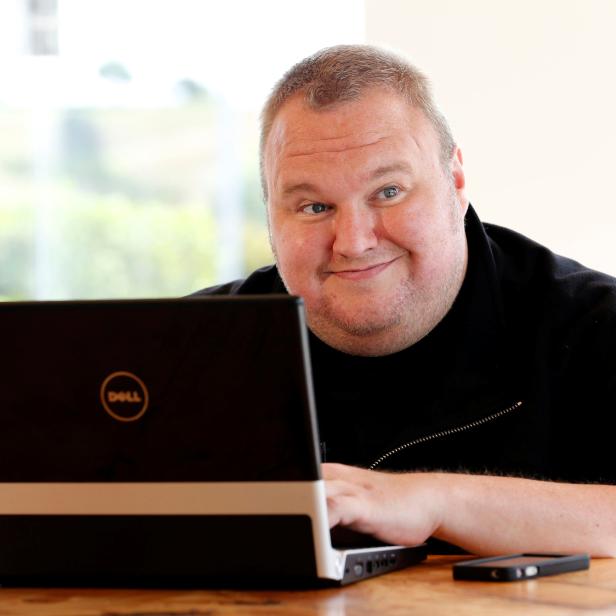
[197, 45, 616, 556]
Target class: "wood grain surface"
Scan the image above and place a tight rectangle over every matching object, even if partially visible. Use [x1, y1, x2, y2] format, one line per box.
[1, 556, 616, 616]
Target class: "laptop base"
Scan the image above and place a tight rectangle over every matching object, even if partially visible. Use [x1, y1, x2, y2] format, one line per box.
[0, 514, 426, 588]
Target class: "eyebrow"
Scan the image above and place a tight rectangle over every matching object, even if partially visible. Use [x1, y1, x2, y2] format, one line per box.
[367, 163, 414, 181]
[280, 163, 414, 198]
[281, 182, 318, 198]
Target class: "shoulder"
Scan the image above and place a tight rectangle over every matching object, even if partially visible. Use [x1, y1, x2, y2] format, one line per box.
[190, 264, 287, 296]
[484, 221, 616, 327]
[483, 220, 616, 409]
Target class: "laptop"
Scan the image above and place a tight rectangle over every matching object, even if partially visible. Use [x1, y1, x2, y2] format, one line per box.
[0, 295, 426, 587]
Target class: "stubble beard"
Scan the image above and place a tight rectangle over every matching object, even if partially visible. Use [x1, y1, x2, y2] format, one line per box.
[305, 258, 465, 356]
[311, 276, 413, 338]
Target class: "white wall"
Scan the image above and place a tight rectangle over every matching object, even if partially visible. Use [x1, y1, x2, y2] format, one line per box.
[366, 0, 616, 274]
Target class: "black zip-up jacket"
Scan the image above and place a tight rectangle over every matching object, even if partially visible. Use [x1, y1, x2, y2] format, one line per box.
[194, 206, 616, 484]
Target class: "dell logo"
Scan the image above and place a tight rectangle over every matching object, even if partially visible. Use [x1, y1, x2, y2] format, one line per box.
[100, 371, 149, 422]
[107, 390, 143, 404]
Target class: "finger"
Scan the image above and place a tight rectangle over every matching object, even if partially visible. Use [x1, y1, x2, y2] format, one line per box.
[324, 478, 374, 531]
[326, 492, 366, 530]
[324, 478, 357, 498]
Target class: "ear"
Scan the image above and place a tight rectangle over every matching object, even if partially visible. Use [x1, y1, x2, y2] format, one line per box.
[451, 146, 469, 215]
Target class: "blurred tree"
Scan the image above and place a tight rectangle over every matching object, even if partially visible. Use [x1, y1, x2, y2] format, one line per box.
[60, 109, 108, 192]
[0, 183, 224, 300]
[174, 78, 208, 103]
[99, 61, 132, 82]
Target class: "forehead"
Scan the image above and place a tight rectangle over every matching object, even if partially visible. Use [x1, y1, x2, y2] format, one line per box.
[264, 89, 439, 191]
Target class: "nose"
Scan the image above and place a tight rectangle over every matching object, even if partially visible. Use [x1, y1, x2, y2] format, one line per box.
[331, 204, 379, 258]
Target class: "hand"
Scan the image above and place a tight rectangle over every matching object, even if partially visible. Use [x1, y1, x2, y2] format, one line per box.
[322, 462, 445, 547]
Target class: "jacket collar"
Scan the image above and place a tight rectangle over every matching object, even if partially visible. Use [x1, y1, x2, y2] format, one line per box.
[420, 204, 524, 427]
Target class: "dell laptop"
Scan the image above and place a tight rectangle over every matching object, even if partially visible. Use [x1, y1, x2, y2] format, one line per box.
[0, 296, 426, 586]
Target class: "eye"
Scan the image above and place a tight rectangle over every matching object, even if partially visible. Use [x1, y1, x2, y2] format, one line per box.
[301, 202, 330, 215]
[380, 186, 400, 199]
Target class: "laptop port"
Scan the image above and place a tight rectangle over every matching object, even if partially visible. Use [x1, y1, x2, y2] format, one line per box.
[366, 561, 373, 574]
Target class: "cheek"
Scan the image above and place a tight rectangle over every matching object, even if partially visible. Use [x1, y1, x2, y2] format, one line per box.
[380, 207, 425, 253]
[380, 201, 459, 273]
[271, 221, 329, 285]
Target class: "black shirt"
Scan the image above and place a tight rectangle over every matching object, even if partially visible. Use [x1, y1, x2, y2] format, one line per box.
[194, 205, 616, 483]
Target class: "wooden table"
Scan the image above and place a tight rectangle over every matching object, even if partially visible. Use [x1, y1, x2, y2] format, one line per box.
[1, 555, 616, 615]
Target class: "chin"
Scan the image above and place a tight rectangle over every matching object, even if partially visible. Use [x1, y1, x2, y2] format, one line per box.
[311, 324, 416, 357]
[306, 286, 447, 355]
[307, 306, 413, 356]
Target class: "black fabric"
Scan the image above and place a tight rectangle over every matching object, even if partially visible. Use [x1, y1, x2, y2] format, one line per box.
[193, 205, 616, 484]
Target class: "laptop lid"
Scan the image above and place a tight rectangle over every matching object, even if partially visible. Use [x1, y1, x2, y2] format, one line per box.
[0, 296, 425, 586]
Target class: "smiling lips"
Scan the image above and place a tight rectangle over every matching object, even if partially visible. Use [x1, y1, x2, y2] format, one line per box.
[329, 256, 401, 281]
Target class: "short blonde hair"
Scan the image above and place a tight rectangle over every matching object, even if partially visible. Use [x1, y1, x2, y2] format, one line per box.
[260, 44, 455, 199]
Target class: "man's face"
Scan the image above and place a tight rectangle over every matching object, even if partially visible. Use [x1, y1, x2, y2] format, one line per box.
[264, 88, 469, 356]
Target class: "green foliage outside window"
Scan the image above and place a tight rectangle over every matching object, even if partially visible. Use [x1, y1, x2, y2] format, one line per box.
[0, 183, 272, 300]
[0, 103, 273, 300]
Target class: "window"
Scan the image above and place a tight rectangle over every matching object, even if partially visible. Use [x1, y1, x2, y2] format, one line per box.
[0, 0, 364, 299]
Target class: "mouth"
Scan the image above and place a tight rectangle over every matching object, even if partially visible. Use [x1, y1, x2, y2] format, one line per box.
[328, 256, 401, 281]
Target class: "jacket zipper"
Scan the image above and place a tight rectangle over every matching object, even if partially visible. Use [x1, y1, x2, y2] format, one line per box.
[368, 400, 524, 470]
